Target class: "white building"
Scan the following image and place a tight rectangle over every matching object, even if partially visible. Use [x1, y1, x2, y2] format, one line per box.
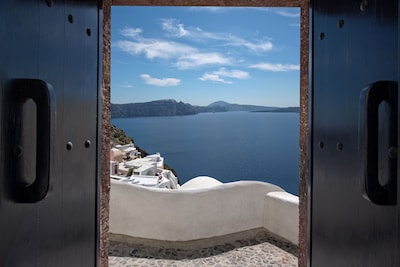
[114, 143, 138, 159]
[110, 148, 124, 162]
[110, 145, 178, 189]
[110, 161, 119, 175]
[128, 153, 163, 168]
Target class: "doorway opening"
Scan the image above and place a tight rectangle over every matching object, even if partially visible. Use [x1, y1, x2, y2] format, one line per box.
[111, 6, 300, 195]
[102, 1, 309, 266]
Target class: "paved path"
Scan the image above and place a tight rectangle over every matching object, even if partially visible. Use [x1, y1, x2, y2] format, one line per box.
[109, 229, 298, 266]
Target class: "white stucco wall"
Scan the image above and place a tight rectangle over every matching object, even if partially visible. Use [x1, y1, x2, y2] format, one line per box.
[264, 191, 299, 244]
[179, 176, 223, 189]
[110, 178, 299, 244]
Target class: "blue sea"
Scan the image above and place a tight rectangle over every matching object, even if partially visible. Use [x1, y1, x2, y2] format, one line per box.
[112, 111, 299, 195]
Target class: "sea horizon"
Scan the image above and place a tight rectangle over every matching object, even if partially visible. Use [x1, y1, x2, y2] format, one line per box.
[112, 111, 300, 195]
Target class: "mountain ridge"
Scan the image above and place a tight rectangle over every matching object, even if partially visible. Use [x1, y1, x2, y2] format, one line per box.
[111, 99, 297, 118]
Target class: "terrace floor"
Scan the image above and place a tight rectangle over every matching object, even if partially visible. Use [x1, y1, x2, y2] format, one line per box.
[109, 228, 298, 267]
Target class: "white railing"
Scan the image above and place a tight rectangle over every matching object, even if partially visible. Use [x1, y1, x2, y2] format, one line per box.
[110, 178, 299, 245]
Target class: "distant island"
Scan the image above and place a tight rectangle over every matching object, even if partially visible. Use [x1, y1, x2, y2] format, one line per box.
[252, 107, 300, 113]
[111, 99, 299, 118]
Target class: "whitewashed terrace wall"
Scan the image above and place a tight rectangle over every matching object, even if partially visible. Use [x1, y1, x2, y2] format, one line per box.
[110, 179, 299, 244]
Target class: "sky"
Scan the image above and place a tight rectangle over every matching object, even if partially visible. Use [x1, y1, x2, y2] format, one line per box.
[111, 6, 300, 107]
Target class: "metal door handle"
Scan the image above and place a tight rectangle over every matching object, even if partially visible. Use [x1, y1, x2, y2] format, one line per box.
[360, 81, 397, 205]
[7, 79, 56, 203]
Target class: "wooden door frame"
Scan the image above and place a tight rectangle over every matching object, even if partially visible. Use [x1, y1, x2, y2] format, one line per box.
[100, 1, 310, 266]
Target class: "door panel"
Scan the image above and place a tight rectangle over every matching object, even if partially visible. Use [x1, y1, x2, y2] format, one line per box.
[0, 1, 100, 266]
[311, 1, 398, 266]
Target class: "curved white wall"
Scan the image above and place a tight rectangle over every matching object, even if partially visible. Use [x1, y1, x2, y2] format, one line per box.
[110, 179, 299, 244]
[264, 191, 299, 244]
[179, 176, 223, 189]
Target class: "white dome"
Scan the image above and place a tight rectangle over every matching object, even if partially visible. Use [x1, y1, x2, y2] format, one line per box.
[180, 176, 223, 189]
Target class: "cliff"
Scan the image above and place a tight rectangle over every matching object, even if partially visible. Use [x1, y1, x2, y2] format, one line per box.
[111, 124, 133, 145]
[111, 99, 282, 118]
[111, 99, 198, 118]
[111, 124, 178, 177]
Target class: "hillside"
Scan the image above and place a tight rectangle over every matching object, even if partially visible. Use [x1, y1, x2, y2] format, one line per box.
[111, 99, 280, 118]
[208, 101, 276, 112]
[111, 124, 133, 145]
[111, 124, 178, 177]
[111, 99, 198, 118]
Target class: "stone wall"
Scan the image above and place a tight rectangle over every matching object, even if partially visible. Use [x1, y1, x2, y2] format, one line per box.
[101, 1, 112, 267]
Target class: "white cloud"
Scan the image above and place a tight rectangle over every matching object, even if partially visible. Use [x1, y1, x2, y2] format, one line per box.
[175, 53, 232, 69]
[199, 68, 250, 83]
[116, 27, 273, 71]
[115, 39, 195, 60]
[120, 83, 133, 88]
[116, 28, 233, 69]
[189, 7, 271, 13]
[199, 73, 232, 84]
[161, 19, 220, 41]
[227, 36, 273, 52]
[275, 10, 300, 18]
[161, 18, 189, 37]
[140, 74, 181, 87]
[214, 68, 250, 79]
[247, 41, 273, 52]
[116, 26, 196, 59]
[120, 28, 142, 38]
[117, 27, 235, 69]
[250, 62, 300, 72]
[159, 21, 273, 53]
[188, 7, 228, 13]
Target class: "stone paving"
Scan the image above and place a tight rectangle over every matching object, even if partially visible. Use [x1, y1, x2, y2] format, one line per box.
[109, 228, 298, 266]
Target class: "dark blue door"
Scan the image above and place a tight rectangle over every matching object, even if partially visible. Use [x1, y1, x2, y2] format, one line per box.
[311, 0, 399, 266]
[0, 1, 100, 266]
